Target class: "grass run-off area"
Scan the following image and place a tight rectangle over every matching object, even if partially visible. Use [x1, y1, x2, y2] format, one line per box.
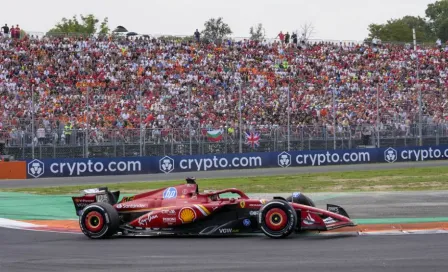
[3, 166, 448, 195]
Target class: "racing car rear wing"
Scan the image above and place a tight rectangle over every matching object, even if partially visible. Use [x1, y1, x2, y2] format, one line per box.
[72, 187, 120, 216]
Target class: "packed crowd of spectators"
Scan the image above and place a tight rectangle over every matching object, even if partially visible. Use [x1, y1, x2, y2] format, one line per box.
[0, 31, 448, 146]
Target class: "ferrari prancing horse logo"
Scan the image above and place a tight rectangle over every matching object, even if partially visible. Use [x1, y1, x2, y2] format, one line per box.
[240, 201, 246, 208]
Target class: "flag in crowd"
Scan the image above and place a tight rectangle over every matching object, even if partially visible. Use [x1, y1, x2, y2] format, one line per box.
[206, 129, 224, 142]
[245, 131, 260, 148]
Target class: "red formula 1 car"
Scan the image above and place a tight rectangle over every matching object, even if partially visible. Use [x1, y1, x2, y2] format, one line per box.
[72, 178, 356, 239]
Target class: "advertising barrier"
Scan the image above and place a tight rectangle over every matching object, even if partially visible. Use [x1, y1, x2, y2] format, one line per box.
[0, 161, 27, 179]
[24, 145, 448, 179]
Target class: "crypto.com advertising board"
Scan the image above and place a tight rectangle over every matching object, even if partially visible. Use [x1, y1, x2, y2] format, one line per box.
[25, 145, 448, 178]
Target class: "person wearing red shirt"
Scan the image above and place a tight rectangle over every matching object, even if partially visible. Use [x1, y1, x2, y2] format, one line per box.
[10, 26, 15, 39]
[14, 24, 21, 39]
[277, 31, 285, 44]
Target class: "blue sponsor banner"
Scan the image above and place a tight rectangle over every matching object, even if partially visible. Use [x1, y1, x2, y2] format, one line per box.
[25, 145, 448, 179]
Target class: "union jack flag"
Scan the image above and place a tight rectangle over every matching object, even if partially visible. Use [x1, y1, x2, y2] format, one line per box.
[245, 131, 260, 148]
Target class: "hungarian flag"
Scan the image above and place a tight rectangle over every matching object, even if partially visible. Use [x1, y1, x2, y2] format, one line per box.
[207, 129, 223, 142]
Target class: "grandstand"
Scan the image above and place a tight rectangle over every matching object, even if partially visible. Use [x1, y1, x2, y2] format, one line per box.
[0, 32, 448, 159]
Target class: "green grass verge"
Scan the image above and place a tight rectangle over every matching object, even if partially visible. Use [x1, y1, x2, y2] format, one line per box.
[3, 166, 448, 195]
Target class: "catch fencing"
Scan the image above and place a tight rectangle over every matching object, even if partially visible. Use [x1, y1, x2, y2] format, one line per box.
[2, 123, 448, 160]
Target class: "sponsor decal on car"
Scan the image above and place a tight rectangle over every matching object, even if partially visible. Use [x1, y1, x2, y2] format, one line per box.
[163, 217, 177, 223]
[239, 201, 246, 208]
[243, 219, 251, 227]
[249, 211, 259, 216]
[303, 213, 316, 225]
[161, 209, 176, 215]
[179, 207, 196, 224]
[328, 206, 340, 213]
[218, 228, 239, 234]
[121, 196, 135, 203]
[163, 187, 178, 199]
[75, 204, 90, 209]
[138, 212, 158, 226]
[74, 198, 95, 203]
[116, 203, 146, 209]
[323, 217, 337, 224]
[95, 194, 109, 203]
[249, 203, 262, 208]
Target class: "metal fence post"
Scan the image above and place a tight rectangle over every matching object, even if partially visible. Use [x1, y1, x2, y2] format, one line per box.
[188, 86, 192, 155]
[31, 85, 35, 159]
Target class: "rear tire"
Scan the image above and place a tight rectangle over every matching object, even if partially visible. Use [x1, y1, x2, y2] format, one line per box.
[79, 202, 119, 239]
[258, 199, 297, 239]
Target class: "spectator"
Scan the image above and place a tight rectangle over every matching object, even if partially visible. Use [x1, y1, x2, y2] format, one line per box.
[1, 24, 9, 38]
[285, 32, 290, 44]
[291, 32, 297, 46]
[194, 29, 200, 42]
[277, 31, 285, 44]
[10, 25, 15, 39]
[0, 33, 445, 147]
[14, 25, 21, 39]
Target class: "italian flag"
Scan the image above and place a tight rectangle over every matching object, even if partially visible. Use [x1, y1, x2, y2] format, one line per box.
[207, 129, 223, 142]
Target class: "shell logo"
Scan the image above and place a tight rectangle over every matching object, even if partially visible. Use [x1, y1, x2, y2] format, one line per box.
[179, 207, 196, 224]
[260, 199, 267, 204]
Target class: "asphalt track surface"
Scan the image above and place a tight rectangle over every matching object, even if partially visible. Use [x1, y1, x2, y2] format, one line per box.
[1, 227, 448, 272]
[1, 160, 448, 188]
[2, 161, 448, 271]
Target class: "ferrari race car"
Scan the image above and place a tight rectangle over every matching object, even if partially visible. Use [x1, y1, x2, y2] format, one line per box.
[72, 178, 356, 239]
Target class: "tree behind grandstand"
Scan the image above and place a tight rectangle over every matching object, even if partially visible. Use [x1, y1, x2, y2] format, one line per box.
[249, 23, 265, 41]
[367, 0, 448, 43]
[201, 17, 232, 42]
[47, 14, 110, 36]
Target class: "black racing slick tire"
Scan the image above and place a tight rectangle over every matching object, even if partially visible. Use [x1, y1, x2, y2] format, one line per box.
[258, 199, 298, 239]
[79, 202, 119, 239]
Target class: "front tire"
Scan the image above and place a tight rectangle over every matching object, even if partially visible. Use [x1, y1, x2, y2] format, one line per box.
[79, 202, 119, 239]
[258, 199, 297, 239]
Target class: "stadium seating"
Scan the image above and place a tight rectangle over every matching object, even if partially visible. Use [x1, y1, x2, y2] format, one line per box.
[0, 35, 447, 146]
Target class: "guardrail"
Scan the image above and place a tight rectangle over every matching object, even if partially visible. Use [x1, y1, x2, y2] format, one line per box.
[24, 145, 448, 179]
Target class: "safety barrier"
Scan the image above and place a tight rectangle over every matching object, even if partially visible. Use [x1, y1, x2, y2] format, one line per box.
[22, 145, 448, 179]
[0, 161, 27, 179]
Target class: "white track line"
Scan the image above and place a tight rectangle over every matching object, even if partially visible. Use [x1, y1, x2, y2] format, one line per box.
[1, 217, 448, 237]
[0, 218, 41, 228]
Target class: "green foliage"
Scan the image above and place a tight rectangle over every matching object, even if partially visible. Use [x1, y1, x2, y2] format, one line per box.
[99, 17, 110, 35]
[47, 14, 110, 36]
[249, 23, 265, 41]
[5, 166, 448, 194]
[426, 0, 448, 42]
[367, 16, 434, 43]
[367, 0, 448, 43]
[201, 17, 232, 42]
